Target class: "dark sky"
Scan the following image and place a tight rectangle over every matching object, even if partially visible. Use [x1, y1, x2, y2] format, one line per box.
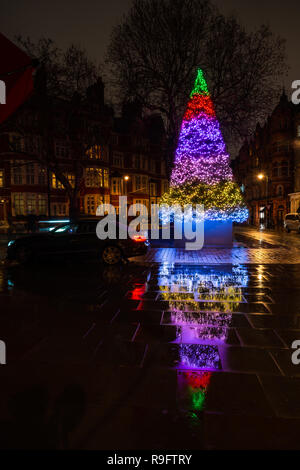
[1, 0, 300, 95]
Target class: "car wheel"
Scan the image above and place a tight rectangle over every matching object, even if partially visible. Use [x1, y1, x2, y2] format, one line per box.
[16, 246, 32, 264]
[102, 245, 122, 265]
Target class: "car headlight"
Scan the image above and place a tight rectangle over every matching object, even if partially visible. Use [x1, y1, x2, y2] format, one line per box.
[8, 240, 15, 247]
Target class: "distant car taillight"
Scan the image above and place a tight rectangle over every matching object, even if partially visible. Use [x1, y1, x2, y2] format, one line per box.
[132, 235, 147, 243]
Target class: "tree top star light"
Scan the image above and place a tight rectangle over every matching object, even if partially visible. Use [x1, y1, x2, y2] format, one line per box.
[161, 68, 248, 223]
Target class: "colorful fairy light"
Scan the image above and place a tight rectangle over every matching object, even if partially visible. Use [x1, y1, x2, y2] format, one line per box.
[179, 344, 221, 370]
[156, 265, 250, 413]
[178, 371, 212, 412]
[161, 68, 248, 223]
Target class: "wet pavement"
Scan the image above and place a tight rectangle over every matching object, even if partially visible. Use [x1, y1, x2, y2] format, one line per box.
[0, 250, 300, 450]
[0, 227, 300, 450]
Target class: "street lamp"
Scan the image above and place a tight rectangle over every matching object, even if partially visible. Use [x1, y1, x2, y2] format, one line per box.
[123, 175, 130, 196]
[257, 173, 269, 228]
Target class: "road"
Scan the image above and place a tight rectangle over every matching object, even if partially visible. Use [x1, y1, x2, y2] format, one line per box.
[236, 225, 300, 251]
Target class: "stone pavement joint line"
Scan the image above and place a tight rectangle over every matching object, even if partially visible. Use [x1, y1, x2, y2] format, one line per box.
[132, 247, 300, 265]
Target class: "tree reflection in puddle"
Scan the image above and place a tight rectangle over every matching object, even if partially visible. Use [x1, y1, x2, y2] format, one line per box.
[157, 264, 249, 414]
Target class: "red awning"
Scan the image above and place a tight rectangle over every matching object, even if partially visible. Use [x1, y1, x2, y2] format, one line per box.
[0, 33, 35, 124]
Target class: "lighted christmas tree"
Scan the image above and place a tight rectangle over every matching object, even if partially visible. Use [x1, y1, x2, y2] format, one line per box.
[161, 69, 248, 222]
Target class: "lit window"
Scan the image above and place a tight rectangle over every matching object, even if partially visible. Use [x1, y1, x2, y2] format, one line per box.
[85, 195, 103, 215]
[86, 145, 102, 160]
[111, 178, 121, 195]
[66, 173, 75, 188]
[297, 125, 300, 138]
[85, 168, 103, 187]
[13, 193, 25, 216]
[133, 199, 148, 216]
[27, 193, 37, 214]
[0, 170, 4, 187]
[37, 195, 47, 215]
[52, 173, 64, 189]
[52, 204, 67, 216]
[103, 169, 109, 188]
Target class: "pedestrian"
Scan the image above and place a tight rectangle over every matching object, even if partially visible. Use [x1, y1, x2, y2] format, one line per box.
[26, 214, 38, 233]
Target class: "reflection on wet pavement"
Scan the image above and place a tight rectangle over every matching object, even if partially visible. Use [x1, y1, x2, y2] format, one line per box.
[0, 260, 300, 449]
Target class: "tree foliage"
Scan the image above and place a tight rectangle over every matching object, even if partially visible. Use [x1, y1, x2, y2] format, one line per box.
[15, 36, 102, 98]
[106, 0, 287, 158]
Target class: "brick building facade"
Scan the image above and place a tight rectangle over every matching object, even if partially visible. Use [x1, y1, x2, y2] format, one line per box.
[0, 80, 168, 227]
[232, 92, 300, 227]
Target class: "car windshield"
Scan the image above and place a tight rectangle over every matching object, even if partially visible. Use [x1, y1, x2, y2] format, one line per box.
[52, 223, 78, 234]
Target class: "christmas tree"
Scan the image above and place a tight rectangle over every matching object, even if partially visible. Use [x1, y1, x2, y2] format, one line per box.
[161, 69, 248, 222]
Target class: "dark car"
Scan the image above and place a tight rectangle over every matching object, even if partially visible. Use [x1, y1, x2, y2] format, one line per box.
[6, 219, 149, 265]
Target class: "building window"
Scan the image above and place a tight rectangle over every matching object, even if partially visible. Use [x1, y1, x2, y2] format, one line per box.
[111, 135, 118, 145]
[0, 170, 4, 187]
[37, 195, 47, 215]
[162, 181, 169, 194]
[112, 152, 123, 167]
[86, 145, 102, 160]
[297, 125, 300, 137]
[55, 140, 69, 158]
[52, 173, 64, 189]
[111, 178, 121, 195]
[280, 161, 289, 177]
[135, 175, 141, 191]
[142, 176, 148, 192]
[277, 185, 284, 197]
[150, 182, 157, 196]
[67, 173, 75, 188]
[12, 163, 23, 185]
[10, 134, 25, 152]
[14, 193, 25, 216]
[26, 163, 35, 185]
[133, 199, 149, 216]
[133, 155, 140, 170]
[38, 167, 47, 186]
[150, 160, 156, 173]
[103, 169, 109, 188]
[27, 193, 37, 214]
[85, 195, 103, 215]
[141, 156, 148, 171]
[52, 203, 68, 216]
[85, 168, 103, 187]
[272, 162, 279, 177]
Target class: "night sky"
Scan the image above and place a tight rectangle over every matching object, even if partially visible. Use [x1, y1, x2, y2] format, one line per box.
[1, 0, 300, 96]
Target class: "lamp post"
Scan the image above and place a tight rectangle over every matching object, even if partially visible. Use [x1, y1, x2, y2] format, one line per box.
[257, 173, 269, 228]
[123, 175, 130, 196]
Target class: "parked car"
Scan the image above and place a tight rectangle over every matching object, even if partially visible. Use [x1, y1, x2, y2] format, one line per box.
[284, 213, 300, 233]
[6, 218, 149, 265]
